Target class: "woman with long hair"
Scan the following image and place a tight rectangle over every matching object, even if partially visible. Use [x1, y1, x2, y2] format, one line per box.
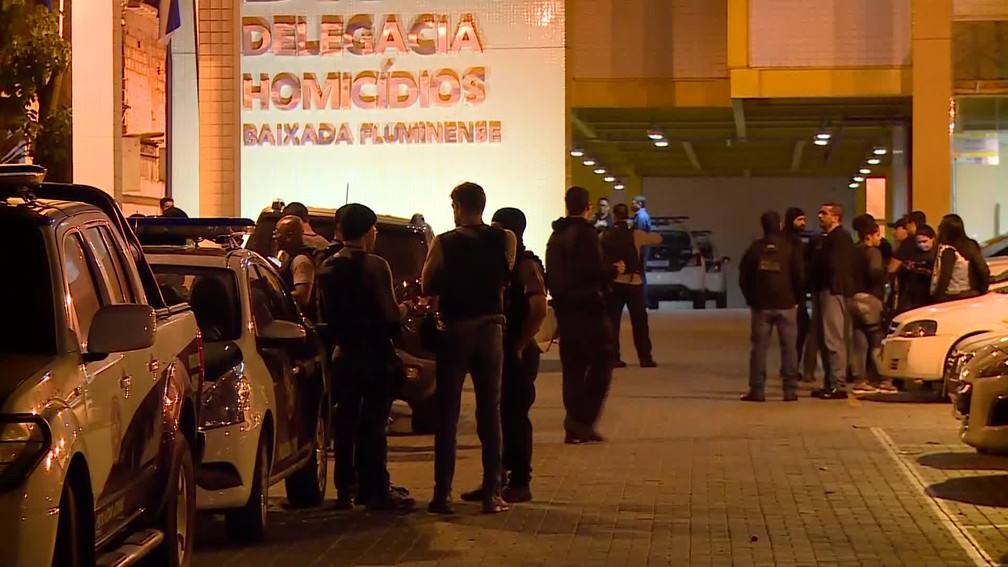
[931, 214, 990, 302]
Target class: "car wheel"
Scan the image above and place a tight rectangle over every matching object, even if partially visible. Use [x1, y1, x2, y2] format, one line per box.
[155, 436, 195, 566]
[52, 482, 94, 567]
[226, 436, 269, 543]
[285, 411, 328, 508]
[692, 293, 706, 310]
[410, 396, 438, 434]
[716, 293, 727, 309]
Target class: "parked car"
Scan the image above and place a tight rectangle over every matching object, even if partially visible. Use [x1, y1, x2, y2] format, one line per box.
[879, 264, 1008, 396]
[949, 337, 1008, 453]
[690, 230, 730, 309]
[0, 165, 203, 567]
[132, 217, 331, 543]
[247, 203, 438, 433]
[645, 217, 707, 310]
[981, 234, 1008, 258]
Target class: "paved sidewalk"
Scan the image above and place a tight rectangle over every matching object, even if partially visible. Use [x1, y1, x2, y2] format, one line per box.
[191, 310, 995, 566]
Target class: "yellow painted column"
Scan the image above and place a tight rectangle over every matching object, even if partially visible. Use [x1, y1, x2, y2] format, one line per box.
[911, 0, 953, 224]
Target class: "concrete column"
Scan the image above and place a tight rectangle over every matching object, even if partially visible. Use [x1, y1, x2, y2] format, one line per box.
[168, 0, 201, 215]
[890, 124, 909, 222]
[72, 0, 122, 199]
[911, 0, 953, 223]
[197, 0, 240, 217]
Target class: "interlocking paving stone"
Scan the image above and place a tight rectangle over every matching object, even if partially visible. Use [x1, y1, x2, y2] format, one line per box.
[189, 310, 992, 566]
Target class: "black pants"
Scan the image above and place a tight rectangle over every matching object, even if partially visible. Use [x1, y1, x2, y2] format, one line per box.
[608, 283, 653, 363]
[333, 353, 393, 500]
[556, 307, 613, 430]
[795, 301, 810, 365]
[434, 319, 504, 499]
[502, 341, 540, 487]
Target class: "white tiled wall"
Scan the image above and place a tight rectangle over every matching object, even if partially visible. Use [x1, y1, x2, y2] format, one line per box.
[749, 0, 912, 67]
[198, 0, 240, 216]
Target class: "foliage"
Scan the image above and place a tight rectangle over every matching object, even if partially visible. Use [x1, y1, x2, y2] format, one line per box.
[0, 0, 72, 176]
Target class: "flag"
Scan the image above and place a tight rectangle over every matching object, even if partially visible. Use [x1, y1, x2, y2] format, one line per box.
[159, 0, 181, 43]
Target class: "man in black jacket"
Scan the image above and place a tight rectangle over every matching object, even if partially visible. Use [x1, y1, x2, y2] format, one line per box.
[810, 202, 856, 399]
[739, 211, 805, 402]
[546, 186, 624, 444]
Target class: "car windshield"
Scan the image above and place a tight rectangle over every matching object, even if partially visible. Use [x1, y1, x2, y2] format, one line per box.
[0, 220, 56, 354]
[152, 266, 241, 342]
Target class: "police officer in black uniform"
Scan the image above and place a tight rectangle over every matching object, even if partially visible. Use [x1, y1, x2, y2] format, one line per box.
[274, 215, 317, 313]
[316, 204, 414, 511]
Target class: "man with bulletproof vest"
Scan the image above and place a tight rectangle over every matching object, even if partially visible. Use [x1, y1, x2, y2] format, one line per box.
[601, 203, 661, 368]
[422, 182, 516, 515]
[487, 208, 548, 503]
[547, 186, 624, 444]
[316, 204, 414, 511]
[739, 211, 805, 402]
[274, 215, 316, 312]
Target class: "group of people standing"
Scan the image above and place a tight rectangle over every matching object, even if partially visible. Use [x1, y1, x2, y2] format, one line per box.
[267, 184, 657, 516]
[739, 203, 991, 401]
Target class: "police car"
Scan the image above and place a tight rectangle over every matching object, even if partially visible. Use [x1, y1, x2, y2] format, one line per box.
[645, 217, 708, 309]
[132, 217, 331, 543]
[691, 230, 730, 309]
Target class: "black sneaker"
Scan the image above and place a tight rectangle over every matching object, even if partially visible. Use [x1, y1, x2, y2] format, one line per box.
[502, 484, 532, 503]
[334, 495, 354, 510]
[740, 392, 766, 402]
[640, 359, 658, 368]
[428, 498, 454, 515]
[613, 360, 628, 368]
[460, 487, 485, 502]
[482, 494, 509, 514]
[819, 388, 848, 400]
[366, 491, 416, 512]
[783, 391, 799, 402]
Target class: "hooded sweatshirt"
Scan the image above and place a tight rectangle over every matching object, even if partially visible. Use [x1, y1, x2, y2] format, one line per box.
[738, 211, 805, 310]
[545, 216, 614, 310]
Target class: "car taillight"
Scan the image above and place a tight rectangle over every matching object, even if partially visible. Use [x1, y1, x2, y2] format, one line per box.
[687, 252, 703, 267]
[712, 262, 722, 272]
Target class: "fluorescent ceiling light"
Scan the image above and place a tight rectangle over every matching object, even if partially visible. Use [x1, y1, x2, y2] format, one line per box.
[867, 158, 881, 165]
[570, 149, 584, 157]
[603, 175, 616, 183]
[873, 147, 888, 155]
[654, 140, 670, 148]
[593, 168, 606, 175]
[813, 139, 829, 146]
[613, 182, 626, 190]
[853, 176, 865, 182]
[859, 168, 871, 175]
[816, 132, 832, 140]
[582, 158, 596, 166]
[849, 182, 860, 189]
[647, 129, 664, 141]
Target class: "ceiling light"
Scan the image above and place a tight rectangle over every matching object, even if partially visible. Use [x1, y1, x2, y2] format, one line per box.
[813, 139, 829, 146]
[570, 149, 584, 157]
[613, 182, 626, 191]
[593, 167, 606, 175]
[853, 176, 865, 182]
[859, 168, 871, 175]
[647, 129, 665, 141]
[816, 132, 832, 140]
[867, 157, 881, 165]
[849, 182, 860, 189]
[654, 139, 670, 148]
[603, 175, 616, 183]
[873, 147, 888, 155]
[582, 158, 596, 166]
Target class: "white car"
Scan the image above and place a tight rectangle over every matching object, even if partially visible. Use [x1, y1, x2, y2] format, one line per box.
[949, 338, 1008, 453]
[691, 230, 730, 309]
[645, 217, 707, 309]
[136, 218, 330, 544]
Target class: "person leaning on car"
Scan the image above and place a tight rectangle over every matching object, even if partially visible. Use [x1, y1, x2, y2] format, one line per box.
[316, 204, 415, 512]
[847, 215, 896, 394]
[273, 215, 316, 312]
[738, 210, 804, 402]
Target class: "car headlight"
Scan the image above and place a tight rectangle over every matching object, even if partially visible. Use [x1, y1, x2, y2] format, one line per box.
[200, 363, 252, 430]
[0, 416, 51, 491]
[975, 349, 1008, 379]
[899, 320, 938, 338]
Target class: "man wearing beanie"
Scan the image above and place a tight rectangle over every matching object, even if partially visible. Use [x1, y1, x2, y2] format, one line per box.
[316, 203, 414, 511]
[457, 207, 547, 505]
[783, 207, 814, 377]
[738, 210, 804, 401]
[422, 182, 517, 515]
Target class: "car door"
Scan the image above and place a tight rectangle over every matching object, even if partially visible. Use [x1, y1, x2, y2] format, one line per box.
[62, 229, 138, 538]
[250, 262, 320, 463]
[247, 263, 300, 471]
[82, 224, 161, 518]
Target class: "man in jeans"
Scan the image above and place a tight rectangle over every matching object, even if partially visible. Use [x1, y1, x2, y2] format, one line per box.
[546, 187, 623, 443]
[738, 211, 805, 402]
[848, 214, 897, 394]
[422, 182, 516, 515]
[810, 203, 855, 400]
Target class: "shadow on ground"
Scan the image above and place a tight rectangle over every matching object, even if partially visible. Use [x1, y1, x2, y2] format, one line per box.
[918, 451, 1008, 471]
[927, 474, 1008, 507]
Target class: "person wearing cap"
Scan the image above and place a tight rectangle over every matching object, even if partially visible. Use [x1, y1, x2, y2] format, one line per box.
[783, 208, 814, 373]
[316, 203, 414, 512]
[422, 182, 517, 515]
[459, 207, 547, 505]
[888, 216, 909, 248]
[282, 201, 330, 250]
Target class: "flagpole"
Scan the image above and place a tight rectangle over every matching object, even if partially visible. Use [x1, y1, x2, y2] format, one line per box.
[165, 42, 173, 199]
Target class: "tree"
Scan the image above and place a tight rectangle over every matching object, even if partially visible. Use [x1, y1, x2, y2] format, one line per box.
[0, 0, 72, 180]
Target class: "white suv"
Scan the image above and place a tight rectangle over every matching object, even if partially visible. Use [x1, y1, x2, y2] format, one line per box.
[645, 217, 707, 309]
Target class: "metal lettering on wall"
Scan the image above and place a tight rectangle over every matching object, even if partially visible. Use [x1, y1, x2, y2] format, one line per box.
[242, 13, 497, 146]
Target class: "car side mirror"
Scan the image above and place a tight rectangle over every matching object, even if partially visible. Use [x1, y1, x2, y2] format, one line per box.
[86, 304, 156, 360]
[256, 319, 306, 344]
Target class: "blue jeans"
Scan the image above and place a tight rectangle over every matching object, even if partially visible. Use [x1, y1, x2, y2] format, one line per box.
[433, 318, 504, 499]
[749, 308, 800, 393]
